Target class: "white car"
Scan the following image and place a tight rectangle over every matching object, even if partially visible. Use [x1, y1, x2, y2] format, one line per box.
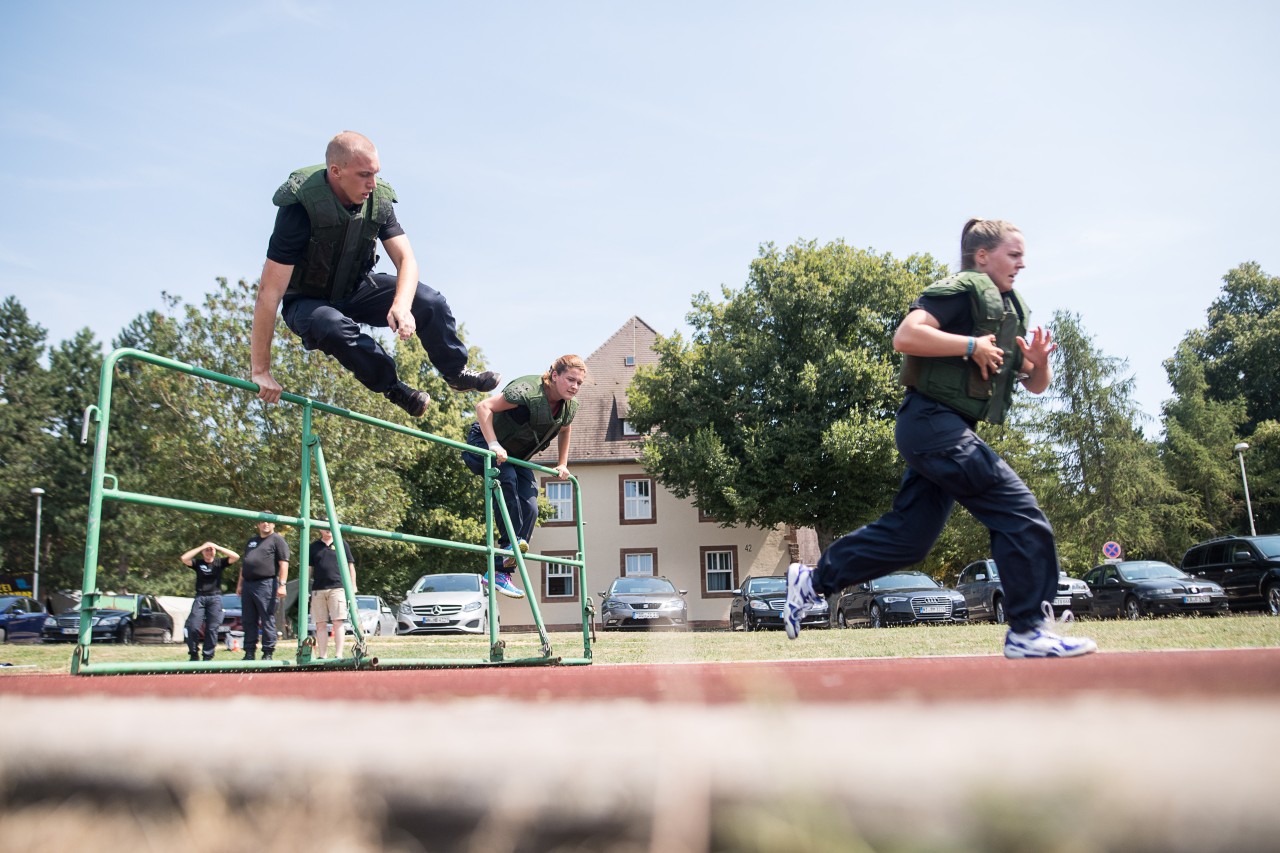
[347, 595, 397, 636]
[396, 573, 496, 635]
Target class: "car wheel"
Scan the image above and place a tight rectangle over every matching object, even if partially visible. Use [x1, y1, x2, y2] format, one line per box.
[118, 624, 134, 644]
[374, 621, 382, 636]
[1123, 596, 1143, 620]
[160, 629, 173, 644]
[993, 597, 1006, 624]
[1265, 584, 1280, 617]
[837, 610, 848, 629]
[869, 604, 884, 629]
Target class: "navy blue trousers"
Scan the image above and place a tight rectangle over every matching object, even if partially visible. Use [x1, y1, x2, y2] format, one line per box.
[240, 577, 278, 655]
[185, 593, 223, 659]
[282, 273, 470, 393]
[462, 423, 538, 561]
[814, 392, 1059, 634]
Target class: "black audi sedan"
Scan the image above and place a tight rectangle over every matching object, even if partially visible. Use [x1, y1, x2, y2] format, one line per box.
[729, 574, 828, 631]
[831, 570, 968, 628]
[1082, 560, 1228, 619]
[598, 576, 688, 630]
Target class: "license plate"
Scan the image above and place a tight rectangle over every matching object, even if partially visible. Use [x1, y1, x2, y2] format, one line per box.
[61, 627, 78, 635]
[632, 612, 659, 619]
[419, 616, 449, 624]
[1183, 595, 1210, 604]
[920, 605, 948, 614]
[1053, 596, 1071, 606]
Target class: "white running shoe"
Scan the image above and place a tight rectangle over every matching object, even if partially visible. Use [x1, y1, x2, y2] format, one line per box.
[783, 562, 821, 640]
[1004, 603, 1097, 659]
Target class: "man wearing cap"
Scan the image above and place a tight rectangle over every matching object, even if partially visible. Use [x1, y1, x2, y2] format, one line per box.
[250, 130, 500, 417]
[180, 540, 240, 662]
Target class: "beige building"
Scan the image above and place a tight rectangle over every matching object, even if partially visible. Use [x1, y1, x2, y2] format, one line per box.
[505, 317, 819, 630]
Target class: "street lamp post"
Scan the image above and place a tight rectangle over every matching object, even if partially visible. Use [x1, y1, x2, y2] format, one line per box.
[30, 487, 45, 603]
[1234, 442, 1257, 537]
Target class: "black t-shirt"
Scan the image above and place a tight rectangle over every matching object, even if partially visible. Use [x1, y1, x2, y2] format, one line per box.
[241, 533, 290, 581]
[309, 538, 354, 591]
[190, 556, 229, 597]
[913, 290, 1023, 336]
[266, 174, 405, 265]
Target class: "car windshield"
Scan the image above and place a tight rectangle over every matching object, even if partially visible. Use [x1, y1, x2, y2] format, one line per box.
[356, 596, 378, 610]
[747, 578, 786, 594]
[222, 594, 242, 609]
[1118, 562, 1186, 581]
[873, 573, 939, 591]
[1252, 536, 1280, 558]
[612, 578, 676, 595]
[413, 574, 480, 593]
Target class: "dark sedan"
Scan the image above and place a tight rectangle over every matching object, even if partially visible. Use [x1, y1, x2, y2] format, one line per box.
[955, 559, 1094, 623]
[729, 574, 828, 631]
[598, 576, 688, 630]
[1082, 561, 1228, 619]
[42, 593, 175, 644]
[832, 571, 968, 628]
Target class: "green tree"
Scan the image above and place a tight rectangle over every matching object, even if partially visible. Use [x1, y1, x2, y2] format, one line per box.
[1194, 262, 1280, 432]
[1038, 312, 1201, 566]
[0, 297, 53, 584]
[1160, 339, 1248, 537]
[626, 240, 946, 549]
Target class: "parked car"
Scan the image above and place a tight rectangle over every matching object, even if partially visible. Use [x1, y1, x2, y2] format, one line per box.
[955, 559, 1093, 623]
[182, 592, 243, 644]
[729, 574, 828, 631]
[598, 576, 688, 630]
[42, 593, 175, 644]
[1082, 560, 1228, 619]
[348, 595, 397, 636]
[1180, 534, 1280, 616]
[831, 570, 968, 628]
[0, 595, 47, 643]
[397, 573, 493, 635]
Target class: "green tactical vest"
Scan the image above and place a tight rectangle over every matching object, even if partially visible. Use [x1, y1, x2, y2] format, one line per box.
[492, 375, 580, 460]
[272, 164, 397, 303]
[898, 271, 1030, 425]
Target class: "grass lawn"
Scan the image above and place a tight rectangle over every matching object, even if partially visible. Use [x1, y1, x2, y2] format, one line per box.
[2, 613, 1275, 674]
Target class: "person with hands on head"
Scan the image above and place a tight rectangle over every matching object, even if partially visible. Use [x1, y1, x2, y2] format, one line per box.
[461, 355, 587, 599]
[250, 130, 499, 416]
[783, 218, 1096, 660]
[180, 541, 239, 662]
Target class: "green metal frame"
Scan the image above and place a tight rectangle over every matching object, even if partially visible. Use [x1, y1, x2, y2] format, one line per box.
[71, 347, 592, 674]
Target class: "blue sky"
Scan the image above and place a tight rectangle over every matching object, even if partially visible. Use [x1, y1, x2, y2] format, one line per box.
[2, 1, 1276, 430]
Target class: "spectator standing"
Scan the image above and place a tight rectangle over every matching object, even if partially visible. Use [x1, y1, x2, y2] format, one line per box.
[236, 517, 290, 661]
[180, 541, 239, 661]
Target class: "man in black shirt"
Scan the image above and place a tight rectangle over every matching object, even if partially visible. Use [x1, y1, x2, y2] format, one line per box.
[236, 518, 290, 661]
[180, 541, 239, 661]
[309, 525, 355, 660]
[249, 130, 499, 418]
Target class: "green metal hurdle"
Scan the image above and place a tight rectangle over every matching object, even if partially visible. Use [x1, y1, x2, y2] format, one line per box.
[70, 347, 592, 674]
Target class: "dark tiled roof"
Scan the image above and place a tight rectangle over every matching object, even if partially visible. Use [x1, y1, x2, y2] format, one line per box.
[532, 316, 661, 465]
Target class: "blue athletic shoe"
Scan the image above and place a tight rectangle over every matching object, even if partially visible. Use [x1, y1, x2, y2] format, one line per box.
[484, 571, 525, 599]
[783, 562, 821, 640]
[1004, 604, 1097, 658]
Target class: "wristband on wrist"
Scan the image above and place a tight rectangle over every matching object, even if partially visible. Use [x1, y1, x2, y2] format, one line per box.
[964, 337, 975, 360]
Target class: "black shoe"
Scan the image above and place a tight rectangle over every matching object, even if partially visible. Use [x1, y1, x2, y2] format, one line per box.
[188, 652, 199, 662]
[384, 382, 431, 417]
[242, 652, 255, 661]
[446, 368, 500, 393]
[261, 651, 273, 661]
[202, 655, 214, 662]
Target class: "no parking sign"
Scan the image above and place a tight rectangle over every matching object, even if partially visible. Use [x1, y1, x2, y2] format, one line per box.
[1102, 541, 1123, 562]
